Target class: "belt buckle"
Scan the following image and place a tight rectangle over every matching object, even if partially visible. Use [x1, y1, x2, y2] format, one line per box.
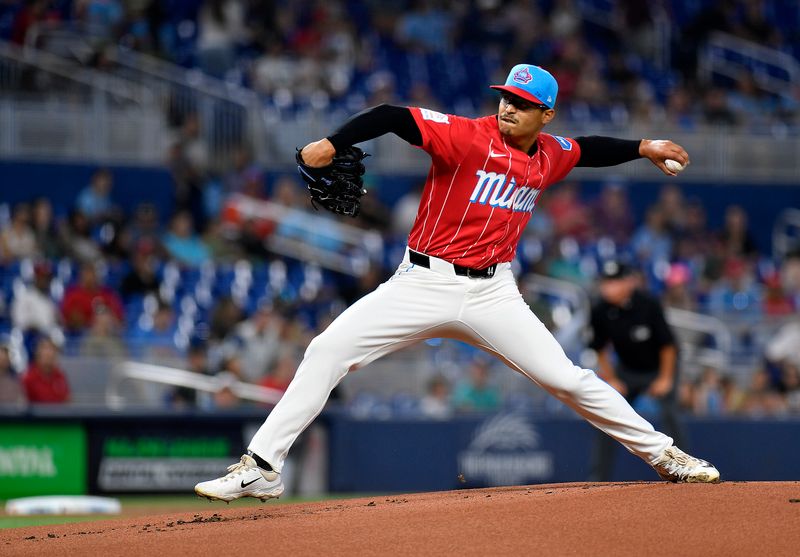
[467, 266, 495, 279]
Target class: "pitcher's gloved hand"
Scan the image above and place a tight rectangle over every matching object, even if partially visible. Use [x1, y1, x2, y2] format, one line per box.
[296, 146, 369, 217]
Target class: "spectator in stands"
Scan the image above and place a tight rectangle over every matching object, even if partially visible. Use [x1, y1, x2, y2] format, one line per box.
[124, 203, 163, 257]
[692, 366, 725, 416]
[61, 262, 125, 333]
[213, 354, 245, 408]
[664, 87, 697, 130]
[231, 301, 283, 382]
[163, 211, 211, 266]
[452, 359, 501, 413]
[762, 272, 794, 316]
[742, 368, 786, 416]
[59, 210, 103, 262]
[674, 200, 712, 262]
[662, 263, 696, 311]
[76, 168, 117, 225]
[591, 181, 633, 244]
[544, 237, 587, 286]
[31, 197, 60, 258]
[631, 205, 672, 263]
[21, 336, 70, 404]
[765, 318, 800, 372]
[119, 243, 160, 300]
[707, 257, 762, 317]
[11, 260, 61, 339]
[10, 0, 61, 45]
[209, 295, 243, 343]
[129, 299, 180, 362]
[718, 205, 758, 259]
[420, 375, 452, 419]
[547, 182, 590, 243]
[273, 175, 344, 252]
[168, 113, 210, 229]
[225, 145, 266, 197]
[728, 72, 774, 129]
[0, 202, 38, 262]
[196, 0, 247, 78]
[702, 88, 738, 127]
[656, 184, 687, 237]
[0, 343, 25, 407]
[394, 0, 455, 53]
[168, 339, 208, 408]
[260, 350, 298, 394]
[78, 304, 128, 359]
[720, 375, 745, 415]
[75, 0, 125, 39]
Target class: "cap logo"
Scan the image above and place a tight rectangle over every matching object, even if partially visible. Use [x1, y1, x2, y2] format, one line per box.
[512, 67, 533, 84]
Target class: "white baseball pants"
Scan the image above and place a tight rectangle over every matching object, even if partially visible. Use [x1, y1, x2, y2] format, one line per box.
[249, 249, 672, 472]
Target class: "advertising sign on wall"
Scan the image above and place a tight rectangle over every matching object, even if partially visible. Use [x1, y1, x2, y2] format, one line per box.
[0, 423, 87, 498]
[88, 419, 246, 493]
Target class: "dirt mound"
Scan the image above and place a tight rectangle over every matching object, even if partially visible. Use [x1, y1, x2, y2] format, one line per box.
[3, 482, 799, 556]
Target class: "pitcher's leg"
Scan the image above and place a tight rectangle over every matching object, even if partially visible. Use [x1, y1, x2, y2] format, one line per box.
[249, 269, 463, 472]
[461, 277, 672, 464]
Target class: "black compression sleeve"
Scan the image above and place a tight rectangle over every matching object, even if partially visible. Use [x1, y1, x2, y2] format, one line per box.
[327, 104, 422, 151]
[575, 136, 642, 167]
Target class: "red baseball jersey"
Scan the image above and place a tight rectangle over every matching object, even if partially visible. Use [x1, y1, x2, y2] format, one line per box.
[407, 107, 581, 268]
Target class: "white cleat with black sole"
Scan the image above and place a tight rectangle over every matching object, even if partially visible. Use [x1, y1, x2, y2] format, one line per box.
[195, 455, 284, 502]
[652, 445, 721, 483]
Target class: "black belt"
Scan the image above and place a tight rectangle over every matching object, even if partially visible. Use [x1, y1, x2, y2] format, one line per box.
[409, 249, 497, 278]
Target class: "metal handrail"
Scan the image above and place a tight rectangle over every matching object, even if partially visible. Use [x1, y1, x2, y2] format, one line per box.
[0, 40, 148, 105]
[701, 32, 800, 100]
[107, 361, 285, 409]
[665, 307, 732, 370]
[226, 194, 384, 276]
[26, 22, 259, 105]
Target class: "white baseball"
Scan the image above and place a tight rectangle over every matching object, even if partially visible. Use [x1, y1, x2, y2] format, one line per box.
[664, 159, 685, 173]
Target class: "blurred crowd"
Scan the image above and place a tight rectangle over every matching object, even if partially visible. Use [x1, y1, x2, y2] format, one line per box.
[1, 162, 799, 416]
[1, 0, 799, 416]
[2, 0, 799, 130]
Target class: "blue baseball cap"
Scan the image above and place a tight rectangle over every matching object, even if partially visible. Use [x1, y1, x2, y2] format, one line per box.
[490, 64, 558, 109]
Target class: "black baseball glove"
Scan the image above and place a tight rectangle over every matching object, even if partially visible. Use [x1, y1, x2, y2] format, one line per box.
[295, 146, 369, 217]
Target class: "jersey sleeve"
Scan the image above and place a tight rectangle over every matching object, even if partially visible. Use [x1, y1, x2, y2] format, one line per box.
[540, 133, 582, 186]
[408, 107, 477, 168]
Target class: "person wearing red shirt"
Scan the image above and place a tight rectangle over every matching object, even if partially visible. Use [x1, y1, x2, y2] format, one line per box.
[22, 337, 70, 404]
[62, 262, 125, 333]
[196, 64, 719, 503]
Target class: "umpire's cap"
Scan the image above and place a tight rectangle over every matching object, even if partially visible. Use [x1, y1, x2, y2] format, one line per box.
[599, 260, 635, 281]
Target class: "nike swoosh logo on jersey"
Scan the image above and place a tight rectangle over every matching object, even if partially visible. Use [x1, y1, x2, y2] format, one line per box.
[241, 477, 261, 488]
[489, 150, 506, 158]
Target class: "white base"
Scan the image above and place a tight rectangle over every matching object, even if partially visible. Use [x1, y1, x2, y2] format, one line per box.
[5, 496, 122, 515]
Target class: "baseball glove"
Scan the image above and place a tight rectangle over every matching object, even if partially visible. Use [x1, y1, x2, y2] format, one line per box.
[295, 146, 369, 217]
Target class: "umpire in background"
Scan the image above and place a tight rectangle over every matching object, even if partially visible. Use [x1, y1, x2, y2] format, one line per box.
[588, 260, 685, 481]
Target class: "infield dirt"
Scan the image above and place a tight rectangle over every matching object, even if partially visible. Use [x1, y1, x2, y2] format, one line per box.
[2, 481, 799, 556]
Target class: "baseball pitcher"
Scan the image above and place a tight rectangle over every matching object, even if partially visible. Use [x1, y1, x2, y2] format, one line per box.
[195, 64, 719, 502]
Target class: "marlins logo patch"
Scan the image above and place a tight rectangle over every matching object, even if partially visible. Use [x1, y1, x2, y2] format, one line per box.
[512, 67, 533, 84]
[552, 135, 573, 151]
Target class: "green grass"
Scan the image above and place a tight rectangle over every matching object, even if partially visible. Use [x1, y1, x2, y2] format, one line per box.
[0, 493, 367, 530]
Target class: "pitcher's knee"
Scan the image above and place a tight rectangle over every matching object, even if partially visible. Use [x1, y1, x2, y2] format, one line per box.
[546, 366, 597, 399]
[303, 331, 351, 369]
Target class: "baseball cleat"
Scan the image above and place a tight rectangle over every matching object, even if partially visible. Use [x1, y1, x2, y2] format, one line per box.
[652, 445, 720, 483]
[194, 454, 284, 502]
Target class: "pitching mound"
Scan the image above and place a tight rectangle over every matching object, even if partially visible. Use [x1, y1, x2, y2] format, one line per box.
[3, 482, 799, 556]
